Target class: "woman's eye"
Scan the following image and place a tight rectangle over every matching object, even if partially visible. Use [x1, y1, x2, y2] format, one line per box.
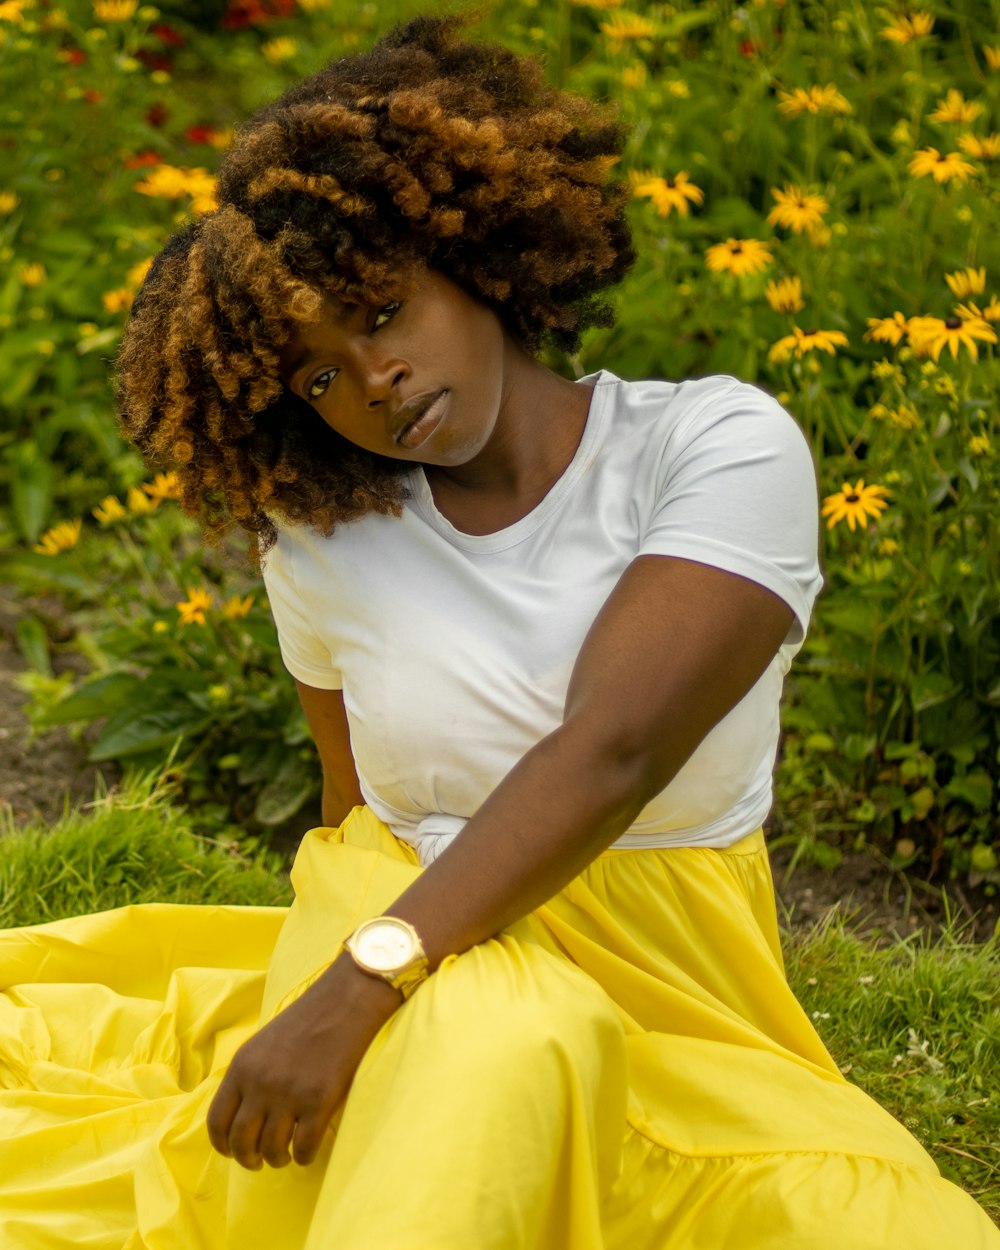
[308, 369, 338, 399]
[373, 301, 400, 329]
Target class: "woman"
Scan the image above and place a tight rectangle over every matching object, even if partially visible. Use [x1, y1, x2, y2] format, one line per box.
[1, 15, 997, 1249]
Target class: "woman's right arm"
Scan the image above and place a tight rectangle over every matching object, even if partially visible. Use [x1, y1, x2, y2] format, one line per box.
[294, 680, 364, 827]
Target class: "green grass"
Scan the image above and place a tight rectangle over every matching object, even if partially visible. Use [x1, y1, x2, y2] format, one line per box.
[0, 770, 293, 926]
[786, 920, 1000, 1222]
[1, 775, 996, 1224]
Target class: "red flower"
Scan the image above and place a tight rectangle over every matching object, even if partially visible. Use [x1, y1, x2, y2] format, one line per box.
[739, 39, 763, 57]
[136, 49, 173, 72]
[147, 102, 169, 128]
[221, 0, 295, 29]
[185, 124, 217, 145]
[66, 48, 87, 66]
[151, 23, 185, 46]
[83, 89, 103, 104]
[124, 150, 163, 169]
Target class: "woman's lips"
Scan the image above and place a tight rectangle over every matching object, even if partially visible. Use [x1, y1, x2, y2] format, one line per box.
[397, 390, 448, 449]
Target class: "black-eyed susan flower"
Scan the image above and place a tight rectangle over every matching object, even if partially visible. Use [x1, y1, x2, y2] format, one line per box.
[871, 359, 904, 383]
[142, 471, 183, 503]
[764, 275, 805, 313]
[880, 12, 934, 43]
[957, 132, 1000, 160]
[945, 267, 986, 299]
[821, 480, 890, 531]
[929, 90, 983, 125]
[968, 434, 991, 455]
[766, 184, 829, 236]
[907, 314, 997, 361]
[955, 295, 1000, 324]
[134, 165, 218, 215]
[776, 84, 851, 117]
[0, 190, 18, 213]
[93, 495, 128, 526]
[629, 170, 704, 217]
[176, 587, 213, 627]
[103, 288, 133, 314]
[18, 262, 45, 287]
[768, 326, 848, 363]
[127, 487, 157, 516]
[865, 312, 910, 345]
[599, 13, 656, 48]
[34, 519, 82, 557]
[0, 1, 30, 24]
[126, 258, 153, 289]
[984, 46, 1000, 71]
[886, 405, 921, 430]
[93, 0, 138, 19]
[907, 148, 976, 183]
[222, 594, 255, 620]
[262, 37, 298, 64]
[705, 238, 773, 277]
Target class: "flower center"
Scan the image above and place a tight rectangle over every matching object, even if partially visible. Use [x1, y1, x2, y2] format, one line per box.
[845, 493, 860, 503]
[731, 243, 743, 253]
[945, 316, 962, 329]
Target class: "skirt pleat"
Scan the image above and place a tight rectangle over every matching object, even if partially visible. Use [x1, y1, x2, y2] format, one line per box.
[0, 805, 996, 1248]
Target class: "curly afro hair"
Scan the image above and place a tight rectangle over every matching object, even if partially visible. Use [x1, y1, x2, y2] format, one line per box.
[116, 15, 635, 549]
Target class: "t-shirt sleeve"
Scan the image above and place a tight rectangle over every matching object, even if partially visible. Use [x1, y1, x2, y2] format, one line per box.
[637, 379, 822, 645]
[260, 536, 343, 690]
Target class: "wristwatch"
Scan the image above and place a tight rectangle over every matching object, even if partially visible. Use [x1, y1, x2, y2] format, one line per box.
[343, 916, 430, 999]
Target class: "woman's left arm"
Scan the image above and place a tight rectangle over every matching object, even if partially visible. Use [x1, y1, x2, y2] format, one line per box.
[208, 553, 792, 1169]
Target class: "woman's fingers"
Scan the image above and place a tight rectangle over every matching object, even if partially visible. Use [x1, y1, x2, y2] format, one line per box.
[259, 1110, 297, 1169]
[206, 1076, 242, 1157]
[228, 1099, 267, 1170]
[292, 1105, 333, 1167]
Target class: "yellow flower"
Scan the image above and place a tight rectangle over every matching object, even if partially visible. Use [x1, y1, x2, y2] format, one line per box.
[93, 0, 137, 19]
[134, 165, 218, 215]
[864, 312, 910, 345]
[297, 0, 330, 9]
[630, 169, 704, 217]
[907, 148, 976, 183]
[764, 275, 805, 313]
[142, 470, 182, 502]
[929, 90, 983, 125]
[221, 593, 255, 620]
[0, 190, 19, 213]
[879, 12, 934, 43]
[968, 434, 991, 455]
[666, 79, 689, 98]
[906, 314, 997, 361]
[0, 0, 30, 23]
[871, 359, 904, 383]
[877, 539, 900, 556]
[768, 326, 848, 363]
[955, 295, 1000, 324]
[766, 184, 829, 235]
[957, 132, 1000, 160]
[886, 405, 921, 430]
[599, 14, 656, 48]
[821, 480, 890, 531]
[705, 238, 773, 277]
[102, 287, 133, 314]
[944, 267, 986, 299]
[33, 518, 82, 556]
[621, 64, 646, 90]
[208, 127, 234, 151]
[776, 84, 852, 117]
[176, 586, 213, 627]
[261, 36, 297, 63]
[127, 486, 157, 515]
[984, 46, 1000, 71]
[570, 0, 624, 7]
[126, 257, 153, 289]
[890, 119, 912, 146]
[92, 495, 127, 525]
[18, 261, 45, 286]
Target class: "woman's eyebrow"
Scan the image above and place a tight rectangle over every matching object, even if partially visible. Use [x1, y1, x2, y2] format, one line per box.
[283, 303, 357, 378]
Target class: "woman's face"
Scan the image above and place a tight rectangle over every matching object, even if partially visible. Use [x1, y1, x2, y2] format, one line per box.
[279, 269, 511, 467]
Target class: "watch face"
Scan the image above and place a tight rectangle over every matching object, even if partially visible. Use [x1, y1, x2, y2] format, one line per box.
[355, 920, 417, 972]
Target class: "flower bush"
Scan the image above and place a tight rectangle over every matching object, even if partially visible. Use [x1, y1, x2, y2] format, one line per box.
[2, 1, 998, 875]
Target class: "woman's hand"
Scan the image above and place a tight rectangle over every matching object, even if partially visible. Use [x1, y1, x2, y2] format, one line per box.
[207, 955, 401, 1170]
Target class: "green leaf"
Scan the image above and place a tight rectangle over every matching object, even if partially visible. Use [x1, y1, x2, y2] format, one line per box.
[39, 672, 146, 728]
[4, 441, 54, 542]
[253, 751, 318, 826]
[90, 706, 210, 761]
[910, 671, 959, 713]
[14, 616, 51, 676]
[0, 552, 101, 597]
[944, 773, 993, 812]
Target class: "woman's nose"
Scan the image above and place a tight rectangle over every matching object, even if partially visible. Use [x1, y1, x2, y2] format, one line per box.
[360, 347, 410, 408]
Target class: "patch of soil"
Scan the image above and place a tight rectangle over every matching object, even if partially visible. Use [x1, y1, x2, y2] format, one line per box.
[1, 587, 996, 942]
[0, 592, 118, 824]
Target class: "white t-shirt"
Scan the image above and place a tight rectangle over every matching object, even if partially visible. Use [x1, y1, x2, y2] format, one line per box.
[262, 371, 822, 866]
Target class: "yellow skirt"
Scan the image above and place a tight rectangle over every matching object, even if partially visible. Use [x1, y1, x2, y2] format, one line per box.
[0, 806, 996, 1249]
